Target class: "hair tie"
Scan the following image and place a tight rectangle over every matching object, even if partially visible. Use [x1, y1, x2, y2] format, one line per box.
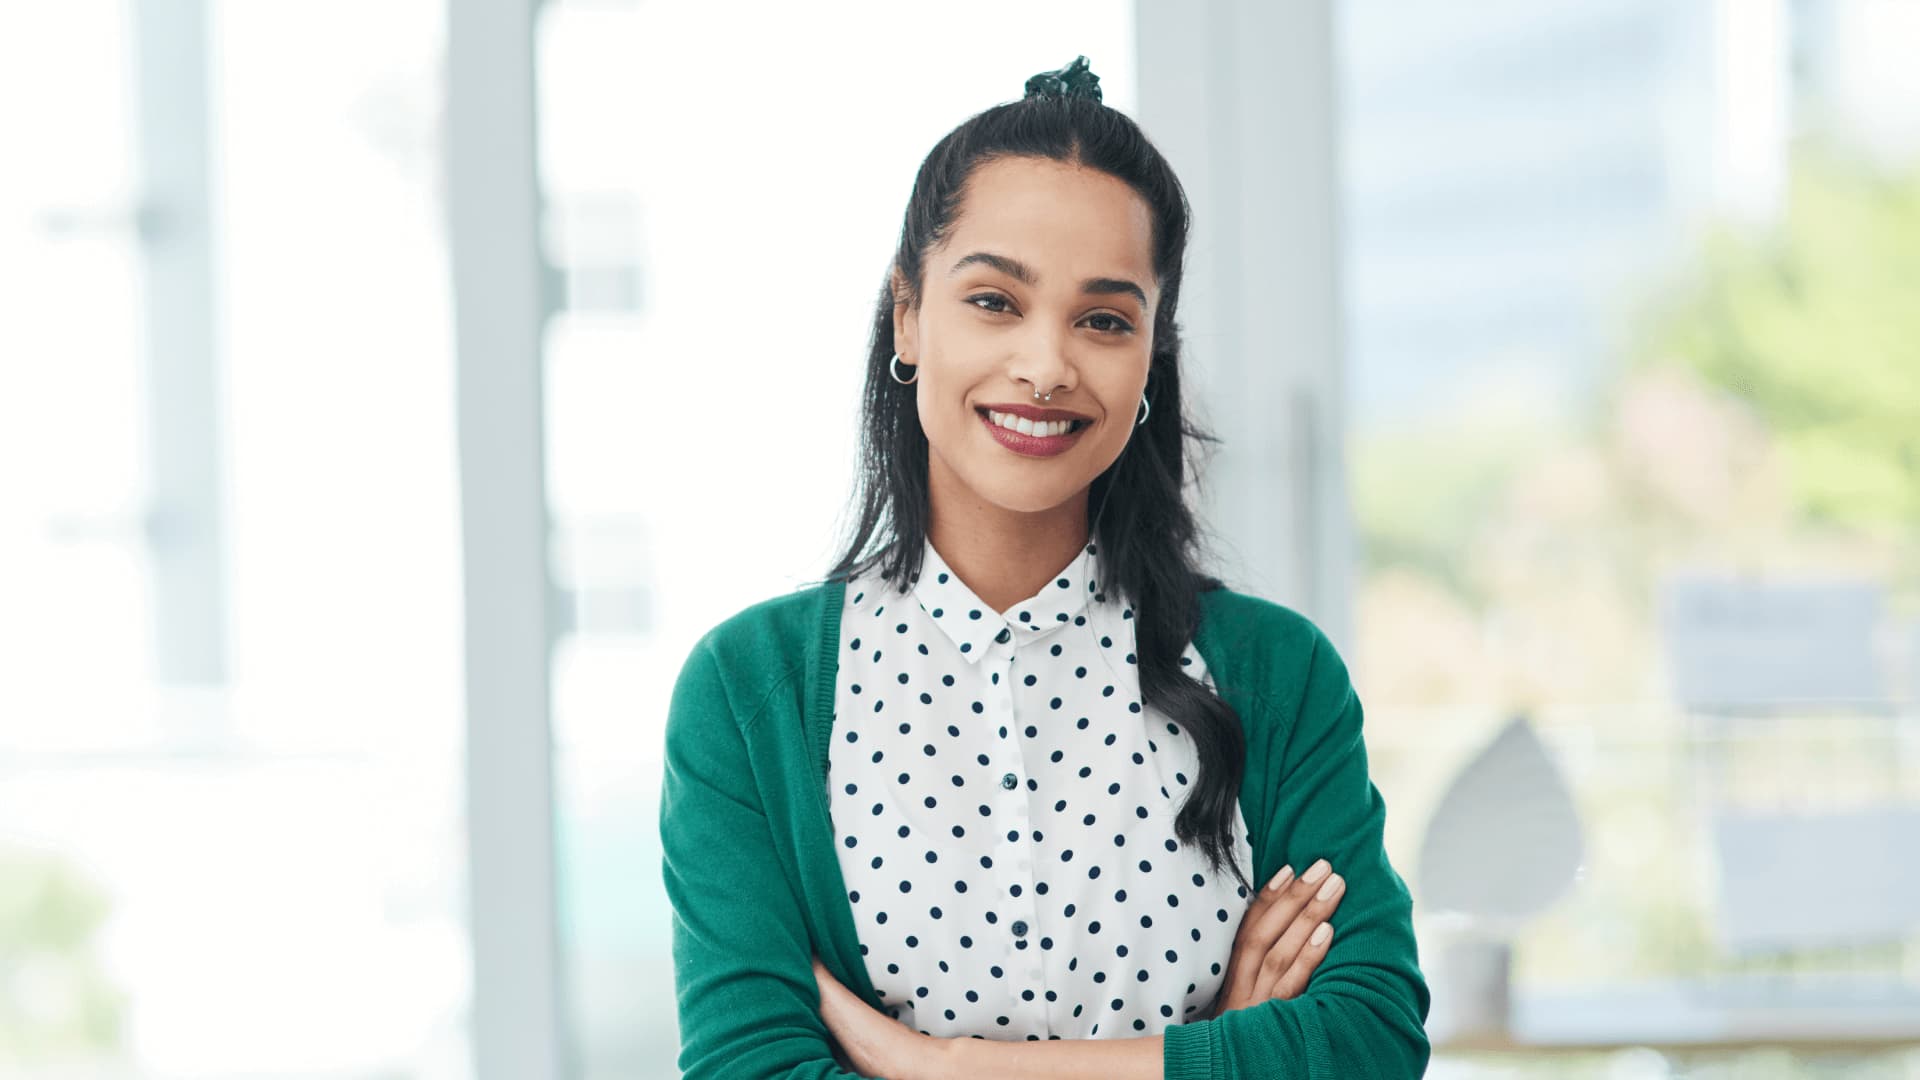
[1023, 55, 1103, 104]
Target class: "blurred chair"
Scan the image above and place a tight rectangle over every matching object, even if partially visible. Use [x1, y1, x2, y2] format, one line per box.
[1658, 573, 1920, 1033]
[1658, 573, 1917, 951]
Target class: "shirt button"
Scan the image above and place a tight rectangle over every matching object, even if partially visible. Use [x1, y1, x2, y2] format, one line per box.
[995, 628, 1011, 644]
[1011, 920, 1029, 937]
[1001, 772, 1017, 790]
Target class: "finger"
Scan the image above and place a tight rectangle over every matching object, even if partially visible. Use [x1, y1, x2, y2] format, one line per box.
[1226, 860, 1329, 1005]
[1224, 865, 1292, 963]
[1237, 863, 1296, 936]
[1213, 857, 1290, 1006]
[1250, 870, 1344, 1003]
[1247, 860, 1341, 954]
[1221, 862, 1309, 1005]
[1251, 871, 1345, 1002]
[1250, 862, 1297, 912]
[1270, 921, 1334, 1001]
[1218, 864, 1292, 997]
[1225, 863, 1294, 965]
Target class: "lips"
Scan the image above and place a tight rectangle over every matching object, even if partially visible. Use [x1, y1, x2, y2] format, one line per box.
[977, 407, 1089, 458]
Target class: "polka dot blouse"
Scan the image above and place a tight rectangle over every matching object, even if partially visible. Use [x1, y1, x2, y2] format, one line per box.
[827, 536, 1256, 1042]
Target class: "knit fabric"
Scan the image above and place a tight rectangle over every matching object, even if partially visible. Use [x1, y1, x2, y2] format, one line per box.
[660, 572, 1431, 1078]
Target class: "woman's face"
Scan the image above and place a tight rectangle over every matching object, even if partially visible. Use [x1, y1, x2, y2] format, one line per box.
[893, 155, 1159, 518]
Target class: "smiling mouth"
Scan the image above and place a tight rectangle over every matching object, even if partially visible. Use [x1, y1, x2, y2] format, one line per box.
[975, 407, 1091, 436]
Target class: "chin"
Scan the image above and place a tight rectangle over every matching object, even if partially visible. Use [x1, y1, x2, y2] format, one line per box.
[968, 472, 1091, 515]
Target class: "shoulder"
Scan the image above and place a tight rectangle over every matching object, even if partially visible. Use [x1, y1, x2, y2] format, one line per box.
[700, 580, 836, 658]
[1197, 585, 1323, 652]
[1195, 585, 1349, 711]
[675, 580, 840, 720]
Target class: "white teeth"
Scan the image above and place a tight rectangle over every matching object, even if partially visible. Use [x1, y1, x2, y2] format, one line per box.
[988, 411, 1079, 438]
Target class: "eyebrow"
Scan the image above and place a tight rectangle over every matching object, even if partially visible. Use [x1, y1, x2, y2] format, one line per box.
[947, 251, 1149, 309]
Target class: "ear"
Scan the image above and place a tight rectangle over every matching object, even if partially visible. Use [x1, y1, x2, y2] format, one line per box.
[890, 267, 919, 362]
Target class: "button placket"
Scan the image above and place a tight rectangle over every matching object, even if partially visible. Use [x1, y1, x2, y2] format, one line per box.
[888, 541, 1119, 1036]
[989, 646, 1027, 806]
[992, 641, 1048, 1029]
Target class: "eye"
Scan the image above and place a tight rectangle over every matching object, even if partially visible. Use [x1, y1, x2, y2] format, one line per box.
[967, 294, 1135, 336]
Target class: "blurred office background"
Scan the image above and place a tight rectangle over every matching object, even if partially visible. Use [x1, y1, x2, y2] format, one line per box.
[1, 0, 1915, 1077]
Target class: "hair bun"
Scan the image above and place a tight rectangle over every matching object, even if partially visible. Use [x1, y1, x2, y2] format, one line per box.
[1023, 55, 1103, 104]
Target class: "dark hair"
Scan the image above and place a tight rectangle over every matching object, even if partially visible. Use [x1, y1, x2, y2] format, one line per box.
[807, 59, 1251, 895]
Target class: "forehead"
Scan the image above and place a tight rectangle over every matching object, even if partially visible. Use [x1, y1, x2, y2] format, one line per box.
[943, 156, 1156, 285]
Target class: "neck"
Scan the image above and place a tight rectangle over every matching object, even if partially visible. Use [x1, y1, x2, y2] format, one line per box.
[925, 484, 1090, 617]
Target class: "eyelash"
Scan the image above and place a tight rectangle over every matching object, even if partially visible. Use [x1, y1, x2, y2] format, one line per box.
[966, 293, 1135, 336]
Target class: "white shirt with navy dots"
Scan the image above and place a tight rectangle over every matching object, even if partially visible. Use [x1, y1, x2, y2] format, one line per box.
[827, 536, 1255, 1041]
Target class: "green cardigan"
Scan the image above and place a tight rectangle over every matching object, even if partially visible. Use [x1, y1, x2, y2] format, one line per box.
[659, 578, 1430, 1079]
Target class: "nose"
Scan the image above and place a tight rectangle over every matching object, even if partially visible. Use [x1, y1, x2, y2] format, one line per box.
[1013, 323, 1075, 396]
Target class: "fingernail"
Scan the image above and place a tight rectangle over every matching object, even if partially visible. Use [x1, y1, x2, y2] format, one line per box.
[1266, 865, 1293, 891]
[1317, 873, 1341, 902]
[1303, 858, 1331, 885]
[1310, 922, 1331, 946]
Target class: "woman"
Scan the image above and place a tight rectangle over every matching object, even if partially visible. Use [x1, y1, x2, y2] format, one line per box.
[659, 56, 1429, 1079]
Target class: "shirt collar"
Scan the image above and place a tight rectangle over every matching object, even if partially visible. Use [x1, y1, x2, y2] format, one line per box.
[908, 536, 1106, 664]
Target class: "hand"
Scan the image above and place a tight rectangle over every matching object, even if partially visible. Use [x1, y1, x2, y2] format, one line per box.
[1206, 858, 1344, 1018]
[811, 953, 931, 1078]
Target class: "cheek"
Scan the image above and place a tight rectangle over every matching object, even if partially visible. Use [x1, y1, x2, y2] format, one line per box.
[1090, 412, 1133, 464]
[916, 359, 985, 428]
[913, 373, 961, 434]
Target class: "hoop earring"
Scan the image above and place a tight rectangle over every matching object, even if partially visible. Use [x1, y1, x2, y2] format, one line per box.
[1135, 394, 1150, 426]
[890, 352, 917, 385]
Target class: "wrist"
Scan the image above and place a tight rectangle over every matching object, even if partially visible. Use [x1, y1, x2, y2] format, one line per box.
[915, 1031, 964, 1080]
[867, 1021, 928, 1080]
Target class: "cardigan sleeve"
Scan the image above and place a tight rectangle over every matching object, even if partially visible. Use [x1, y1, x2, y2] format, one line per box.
[659, 635, 872, 1080]
[1163, 623, 1432, 1079]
